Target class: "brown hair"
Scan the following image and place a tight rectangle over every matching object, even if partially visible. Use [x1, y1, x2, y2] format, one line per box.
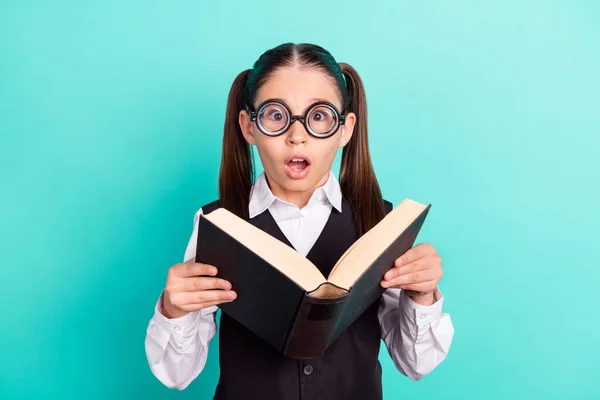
[218, 43, 385, 235]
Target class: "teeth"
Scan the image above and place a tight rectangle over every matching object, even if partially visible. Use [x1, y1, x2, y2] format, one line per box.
[291, 158, 305, 162]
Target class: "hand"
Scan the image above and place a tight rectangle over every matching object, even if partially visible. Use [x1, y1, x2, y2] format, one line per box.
[161, 259, 237, 319]
[380, 243, 443, 304]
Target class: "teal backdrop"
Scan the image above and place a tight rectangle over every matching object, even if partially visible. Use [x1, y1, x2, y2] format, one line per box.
[1, 1, 599, 399]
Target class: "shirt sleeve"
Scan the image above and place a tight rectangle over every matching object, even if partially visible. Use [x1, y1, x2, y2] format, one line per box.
[378, 287, 454, 381]
[144, 207, 218, 389]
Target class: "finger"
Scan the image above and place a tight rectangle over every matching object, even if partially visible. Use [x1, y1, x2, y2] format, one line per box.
[397, 281, 438, 293]
[174, 262, 218, 278]
[180, 277, 232, 292]
[382, 267, 438, 287]
[169, 290, 235, 307]
[395, 243, 435, 268]
[394, 261, 432, 278]
[384, 260, 429, 281]
[178, 290, 237, 305]
[179, 299, 234, 312]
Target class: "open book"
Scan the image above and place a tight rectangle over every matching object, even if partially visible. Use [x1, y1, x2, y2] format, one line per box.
[195, 199, 431, 359]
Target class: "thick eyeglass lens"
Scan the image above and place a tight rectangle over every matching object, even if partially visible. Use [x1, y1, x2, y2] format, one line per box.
[258, 103, 289, 134]
[307, 105, 338, 136]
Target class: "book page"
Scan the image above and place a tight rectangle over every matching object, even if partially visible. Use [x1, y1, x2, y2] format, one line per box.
[307, 282, 348, 298]
[204, 208, 327, 291]
[328, 199, 428, 289]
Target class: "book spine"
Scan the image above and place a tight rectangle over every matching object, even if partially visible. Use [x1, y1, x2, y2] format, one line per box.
[282, 292, 348, 359]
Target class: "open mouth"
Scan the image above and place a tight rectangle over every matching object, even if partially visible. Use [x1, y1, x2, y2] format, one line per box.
[284, 156, 311, 179]
[288, 157, 310, 171]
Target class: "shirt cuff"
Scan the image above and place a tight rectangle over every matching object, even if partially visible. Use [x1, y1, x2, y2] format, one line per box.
[152, 290, 201, 335]
[399, 287, 444, 328]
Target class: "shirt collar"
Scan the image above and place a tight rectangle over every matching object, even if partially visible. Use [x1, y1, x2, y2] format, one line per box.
[248, 170, 343, 219]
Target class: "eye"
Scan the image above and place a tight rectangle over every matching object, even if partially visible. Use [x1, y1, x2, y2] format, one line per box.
[311, 111, 329, 122]
[267, 109, 284, 121]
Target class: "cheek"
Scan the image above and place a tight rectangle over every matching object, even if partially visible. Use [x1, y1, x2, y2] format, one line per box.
[254, 136, 285, 165]
[317, 140, 341, 161]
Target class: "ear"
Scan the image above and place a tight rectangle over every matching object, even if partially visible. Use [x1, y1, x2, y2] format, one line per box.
[338, 112, 356, 148]
[239, 109, 256, 145]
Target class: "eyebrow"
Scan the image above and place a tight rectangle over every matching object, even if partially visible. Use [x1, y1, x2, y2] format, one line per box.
[269, 97, 330, 104]
[308, 97, 330, 103]
[265, 98, 337, 112]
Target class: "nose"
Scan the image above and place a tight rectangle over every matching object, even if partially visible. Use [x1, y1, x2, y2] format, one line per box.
[287, 119, 308, 145]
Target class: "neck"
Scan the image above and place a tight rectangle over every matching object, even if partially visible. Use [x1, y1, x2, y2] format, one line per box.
[265, 172, 330, 209]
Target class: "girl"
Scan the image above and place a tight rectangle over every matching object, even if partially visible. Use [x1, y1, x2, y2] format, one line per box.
[145, 43, 454, 399]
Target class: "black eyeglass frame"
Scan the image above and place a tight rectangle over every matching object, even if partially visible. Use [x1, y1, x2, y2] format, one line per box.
[248, 99, 347, 139]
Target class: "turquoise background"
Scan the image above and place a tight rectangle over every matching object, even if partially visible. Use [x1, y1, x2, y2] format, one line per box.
[1, 1, 599, 399]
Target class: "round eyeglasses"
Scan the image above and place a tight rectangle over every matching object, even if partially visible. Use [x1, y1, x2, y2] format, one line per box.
[248, 99, 346, 139]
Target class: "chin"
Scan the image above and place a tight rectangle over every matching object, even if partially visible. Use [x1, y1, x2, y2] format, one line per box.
[287, 174, 324, 191]
[278, 176, 305, 188]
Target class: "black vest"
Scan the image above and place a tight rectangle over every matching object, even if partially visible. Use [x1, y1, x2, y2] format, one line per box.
[201, 197, 393, 400]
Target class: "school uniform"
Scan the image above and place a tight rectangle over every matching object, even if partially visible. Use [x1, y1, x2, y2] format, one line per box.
[145, 170, 454, 398]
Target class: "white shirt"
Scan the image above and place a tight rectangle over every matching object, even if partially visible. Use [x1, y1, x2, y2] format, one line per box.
[145, 170, 454, 390]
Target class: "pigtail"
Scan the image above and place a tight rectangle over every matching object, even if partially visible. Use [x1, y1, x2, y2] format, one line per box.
[218, 69, 254, 219]
[338, 62, 386, 236]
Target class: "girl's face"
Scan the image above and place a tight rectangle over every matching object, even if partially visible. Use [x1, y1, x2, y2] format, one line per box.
[239, 67, 356, 205]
